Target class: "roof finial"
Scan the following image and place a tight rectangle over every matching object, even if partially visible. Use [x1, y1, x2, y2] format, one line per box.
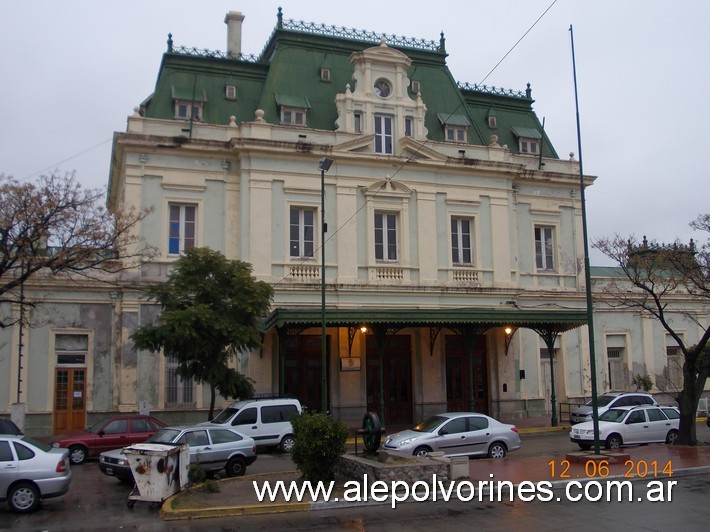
[277, 6, 283, 29]
[525, 83, 532, 99]
[439, 31, 446, 53]
[167, 33, 173, 52]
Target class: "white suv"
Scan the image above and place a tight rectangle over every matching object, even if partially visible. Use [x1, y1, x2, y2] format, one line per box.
[204, 398, 302, 452]
[569, 392, 657, 424]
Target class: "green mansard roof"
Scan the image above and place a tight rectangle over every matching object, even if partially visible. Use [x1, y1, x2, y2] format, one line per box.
[141, 9, 558, 158]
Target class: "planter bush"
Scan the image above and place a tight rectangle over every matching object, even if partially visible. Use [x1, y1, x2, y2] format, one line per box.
[291, 412, 348, 482]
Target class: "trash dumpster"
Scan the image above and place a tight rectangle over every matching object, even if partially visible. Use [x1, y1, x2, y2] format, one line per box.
[122, 443, 189, 508]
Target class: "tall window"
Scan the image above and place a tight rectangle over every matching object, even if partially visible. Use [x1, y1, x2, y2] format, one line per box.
[168, 204, 196, 255]
[354, 112, 362, 134]
[451, 217, 473, 265]
[666, 345, 683, 389]
[534, 226, 555, 271]
[404, 116, 413, 137]
[166, 356, 194, 407]
[607, 348, 624, 390]
[374, 115, 393, 154]
[375, 212, 398, 261]
[290, 207, 316, 259]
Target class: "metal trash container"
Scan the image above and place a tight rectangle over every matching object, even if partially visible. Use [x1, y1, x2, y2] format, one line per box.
[122, 443, 189, 508]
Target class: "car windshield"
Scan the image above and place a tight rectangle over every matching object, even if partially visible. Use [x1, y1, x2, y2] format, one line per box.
[211, 407, 238, 424]
[599, 409, 627, 423]
[148, 429, 181, 443]
[86, 418, 110, 433]
[413, 416, 448, 433]
[587, 395, 616, 407]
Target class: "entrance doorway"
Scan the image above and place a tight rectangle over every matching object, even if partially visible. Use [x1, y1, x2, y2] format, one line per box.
[366, 335, 412, 425]
[53, 368, 86, 434]
[284, 334, 328, 413]
[445, 335, 488, 414]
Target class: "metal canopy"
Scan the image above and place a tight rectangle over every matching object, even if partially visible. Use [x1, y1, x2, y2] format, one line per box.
[263, 307, 587, 332]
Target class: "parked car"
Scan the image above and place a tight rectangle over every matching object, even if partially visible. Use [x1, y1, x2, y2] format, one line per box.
[51, 414, 166, 465]
[0, 418, 23, 435]
[99, 425, 256, 481]
[569, 405, 679, 450]
[0, 435, 72, 513]
[569, 392, 657, 424]
[383, 412, 521, 459]
[204, 397, 301, 452]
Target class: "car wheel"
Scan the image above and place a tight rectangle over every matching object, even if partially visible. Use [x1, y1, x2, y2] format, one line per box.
[413, 446, 432, 458]
[578, 443, 592, 451]
[488, 442, 507, 459]
[666, 429, 679, 445]
[68, 445, 87, 465]
[8, 482, 40, 513]
[605, 434, 622, 450]
[280, 434, 296, 453]
[225, 457, 246, 477]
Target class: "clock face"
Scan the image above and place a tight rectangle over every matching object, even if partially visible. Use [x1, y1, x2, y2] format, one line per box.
[374, 78, 392, 98]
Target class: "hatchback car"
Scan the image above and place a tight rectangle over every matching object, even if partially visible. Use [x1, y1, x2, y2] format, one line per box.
[51, 414, 166, 465]
[383, 412, 521, 459]
[0, 435, 72, 513]
[204, 398, 301, 452]
[99, 425, 256, 481]
[569, 392, 657, 424]
[570, 405, 679, 450]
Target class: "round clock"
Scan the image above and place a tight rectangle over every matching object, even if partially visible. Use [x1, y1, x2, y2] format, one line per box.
[373, 78, 392, 98]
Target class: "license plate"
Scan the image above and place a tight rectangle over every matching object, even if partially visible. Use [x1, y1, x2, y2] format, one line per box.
[105, 467, 113, 475]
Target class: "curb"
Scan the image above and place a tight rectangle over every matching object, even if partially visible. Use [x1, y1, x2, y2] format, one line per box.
[161, 465, 710, 520]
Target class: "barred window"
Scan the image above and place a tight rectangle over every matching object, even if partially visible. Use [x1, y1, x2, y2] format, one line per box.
[166, 356, 194, 407]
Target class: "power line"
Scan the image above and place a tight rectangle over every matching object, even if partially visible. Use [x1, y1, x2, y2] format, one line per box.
[21, 137, 113, 182]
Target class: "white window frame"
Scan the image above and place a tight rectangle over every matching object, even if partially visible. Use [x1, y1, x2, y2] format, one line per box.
[519, 137, 539, 154]
[451, 216, 473, 266]
[374, 211, 398, 262]
[281, 107, 307, 126]
[354, 112, 362, 134]
[174, 100, 203, 121]
[289, 206, 317, 260]
[225, 85, 237, 100]
[165, 355, 195, 408]
[445, 126, 467, 143]
[374, 114, 393, 154]
[168, 203, 197, 256]
[534, 225, 556, 272]
[404, 116, 413, 137]
[55, 332, 89, 367]
[488, 116, 497, 129]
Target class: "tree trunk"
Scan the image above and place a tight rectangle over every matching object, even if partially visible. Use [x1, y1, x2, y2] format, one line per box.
[676, 354, 699, 445]
[208, 383, 217, 421]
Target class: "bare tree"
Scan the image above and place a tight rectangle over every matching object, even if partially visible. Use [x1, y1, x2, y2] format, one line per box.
[593, 214, 710, 445]
[0, 171, 153, 327]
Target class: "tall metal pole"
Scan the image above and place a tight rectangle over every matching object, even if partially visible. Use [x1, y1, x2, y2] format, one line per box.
[321, 165, 327, 414]
[16, 266, 25, 404]
[318, 157, 333, 414]
[570, 25, 600, 453]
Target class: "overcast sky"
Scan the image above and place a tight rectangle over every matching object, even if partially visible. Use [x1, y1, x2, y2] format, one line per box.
[2, 1, 708, 266]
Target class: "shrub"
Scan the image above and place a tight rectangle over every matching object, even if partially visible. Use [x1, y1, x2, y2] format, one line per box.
[202, 479, 220, 493]
[188, 464, 206, 485]
[632, 374, 654, 392]
[291, 412, 348, 482]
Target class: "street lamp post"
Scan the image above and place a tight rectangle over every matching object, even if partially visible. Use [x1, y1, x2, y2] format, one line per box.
[318, 157, 334, 414]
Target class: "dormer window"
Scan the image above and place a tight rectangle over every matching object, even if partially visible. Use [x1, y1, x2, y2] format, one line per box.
[512, 126, 542, 155]
[320, 68, 331, 82]
[275, 94, 311, 126]
[225, 84, 237, 100]
[411, 80, 421, 93]
[171, 86, 207, 121]
[488, 116, 497, 129]
[438, 113, 470, 143]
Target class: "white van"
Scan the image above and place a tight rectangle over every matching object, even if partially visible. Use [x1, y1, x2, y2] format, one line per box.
[205, 398, 302, 452]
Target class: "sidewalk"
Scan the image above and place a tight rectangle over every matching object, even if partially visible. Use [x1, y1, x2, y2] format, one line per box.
[161, 422, 710, 521]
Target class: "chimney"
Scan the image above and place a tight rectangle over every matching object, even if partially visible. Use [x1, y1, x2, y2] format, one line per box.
[224, 11, 245, 57]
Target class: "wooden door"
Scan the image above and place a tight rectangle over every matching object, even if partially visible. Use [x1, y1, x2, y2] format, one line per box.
[366, 335, 412, 425]
[53, 368, 86, 434]
[445, 335, 488, 414]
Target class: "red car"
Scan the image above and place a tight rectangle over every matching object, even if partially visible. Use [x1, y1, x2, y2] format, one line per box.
[51, 415, 166, 465]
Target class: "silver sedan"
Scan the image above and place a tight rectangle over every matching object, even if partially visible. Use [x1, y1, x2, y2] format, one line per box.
[383, 412, 521, 458]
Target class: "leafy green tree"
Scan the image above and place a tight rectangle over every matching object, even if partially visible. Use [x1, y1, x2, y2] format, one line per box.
[130, 247, 273, 419]
[291, 412, 348, 482]
[594, 214, 710, 445]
